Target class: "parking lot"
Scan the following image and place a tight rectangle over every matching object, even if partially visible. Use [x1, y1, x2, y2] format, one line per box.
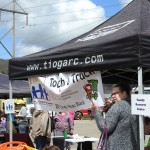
[72, 119, 100, 150]
[52, 119, 100, 150]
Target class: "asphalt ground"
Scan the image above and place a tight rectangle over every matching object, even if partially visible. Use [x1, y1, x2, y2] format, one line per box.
[51, 119, 100, 150]
[72, 119, 100, 150]
[51, 120, 150, 150]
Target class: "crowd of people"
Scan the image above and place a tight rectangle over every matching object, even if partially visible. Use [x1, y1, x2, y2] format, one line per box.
[29, 110, 74, 150]
[0, 104, 75, 150]
[1, 83, 150, 150]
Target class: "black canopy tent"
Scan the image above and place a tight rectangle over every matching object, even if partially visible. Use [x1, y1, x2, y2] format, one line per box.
[9, 0, 150, 149]
[0, 73, 31, 99]
[9, 0, 150, 84]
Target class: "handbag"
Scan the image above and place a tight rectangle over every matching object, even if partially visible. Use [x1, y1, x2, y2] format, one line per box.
[97, 123, 108, 150]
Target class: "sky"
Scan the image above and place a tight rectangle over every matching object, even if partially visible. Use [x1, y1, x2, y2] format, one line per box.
[0, 0, 132, 59]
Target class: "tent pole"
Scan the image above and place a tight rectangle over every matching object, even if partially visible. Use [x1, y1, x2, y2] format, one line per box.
[9, 80, 13, 142]
[138, 67, 144, 150]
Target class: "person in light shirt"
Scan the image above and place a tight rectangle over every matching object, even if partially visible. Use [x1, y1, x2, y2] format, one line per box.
[18, 103, 28, 120]
[17, 103, 28, 133]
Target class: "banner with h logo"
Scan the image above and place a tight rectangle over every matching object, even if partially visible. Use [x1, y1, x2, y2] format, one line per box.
[4, 99, 15, 114]
[28, 71, 104, 112]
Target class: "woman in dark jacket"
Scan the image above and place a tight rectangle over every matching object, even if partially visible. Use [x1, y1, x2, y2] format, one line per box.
[91, 83, 139, 150]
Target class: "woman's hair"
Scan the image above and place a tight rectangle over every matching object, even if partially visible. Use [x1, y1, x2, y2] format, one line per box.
[145, 117, 150, 125]
[112, 83, 131, 96]
[43, 145, 60, 150]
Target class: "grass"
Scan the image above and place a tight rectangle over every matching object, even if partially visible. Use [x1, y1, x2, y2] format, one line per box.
[82, 116, 94, 120]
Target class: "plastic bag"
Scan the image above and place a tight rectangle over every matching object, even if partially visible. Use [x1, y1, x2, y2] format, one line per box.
[97, 123, 108, 150]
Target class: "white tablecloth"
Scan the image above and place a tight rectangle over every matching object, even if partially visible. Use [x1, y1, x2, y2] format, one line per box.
[65, 137, 99, 143]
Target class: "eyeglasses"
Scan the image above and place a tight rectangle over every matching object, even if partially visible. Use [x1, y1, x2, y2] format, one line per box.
[111, 91, 122, 97]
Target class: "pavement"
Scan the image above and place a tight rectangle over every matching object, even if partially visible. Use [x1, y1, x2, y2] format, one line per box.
[51, 120, 150, 150]
[72, 120, 100, 150]
[52, 119, 100, 150]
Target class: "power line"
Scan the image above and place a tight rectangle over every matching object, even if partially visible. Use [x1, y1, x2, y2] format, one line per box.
[24, 16, 106, 26]
[0, 1, 129, 58]
[15, 19, 101, 51]
[0, 19, 101, 58]
[0, 15, 107, 40]
[0, 6, 102, 22]
[17, 0, 79, 9]
[1, 1, 13, 9]
[0, 41, 12, 57]
[19, 1, 127, 10]
[0, 3, 126, 23]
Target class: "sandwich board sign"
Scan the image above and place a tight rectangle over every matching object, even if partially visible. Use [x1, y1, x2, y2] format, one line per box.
[4, 99, 15, 114]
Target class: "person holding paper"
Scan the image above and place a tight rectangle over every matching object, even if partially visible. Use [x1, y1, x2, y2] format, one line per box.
[91, 83, 139, 150]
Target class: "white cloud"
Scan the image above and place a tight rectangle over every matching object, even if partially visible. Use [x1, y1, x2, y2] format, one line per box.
[0, 0, 106, 57]
[119, 0, 132, 7]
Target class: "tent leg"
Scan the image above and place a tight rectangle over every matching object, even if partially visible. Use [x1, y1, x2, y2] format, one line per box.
[138, 67, 144, 150]
[9, 80, 13, 142]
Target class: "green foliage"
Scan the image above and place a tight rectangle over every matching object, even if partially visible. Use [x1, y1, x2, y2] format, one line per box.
[0, 109, 3, 115]
[82, 116, 94, 120]
[0, 59, 8, 74]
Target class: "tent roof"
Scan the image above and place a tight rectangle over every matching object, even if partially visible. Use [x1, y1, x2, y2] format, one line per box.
[9, 0, 150, 84]
[0, 73, 31, 98]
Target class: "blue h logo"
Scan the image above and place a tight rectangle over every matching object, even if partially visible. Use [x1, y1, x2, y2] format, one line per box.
[32, 84, 49, 100]
[6, 104, 13, 110]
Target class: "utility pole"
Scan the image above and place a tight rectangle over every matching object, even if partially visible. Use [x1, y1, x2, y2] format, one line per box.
[12, 0, 16, 58]
[0, 0, 28, 57]
[0, 0, 28, 142]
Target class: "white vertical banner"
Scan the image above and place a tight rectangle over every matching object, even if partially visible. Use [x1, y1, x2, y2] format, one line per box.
[4, 99, 15, 114]
[28, 71, 104, 112]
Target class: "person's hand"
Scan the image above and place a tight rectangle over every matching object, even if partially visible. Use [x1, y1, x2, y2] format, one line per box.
[91, 101, 98, 112]
[69, 131, 73, 135]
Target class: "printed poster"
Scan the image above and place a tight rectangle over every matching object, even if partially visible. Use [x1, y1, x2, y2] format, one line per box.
[28, 71, 104, 112]
[131, 94, 150, 116]
[4, 99, 15, 114]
